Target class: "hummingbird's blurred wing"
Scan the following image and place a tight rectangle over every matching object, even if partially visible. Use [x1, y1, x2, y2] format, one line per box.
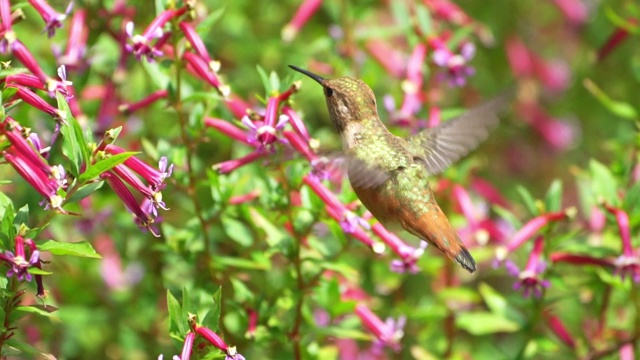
[319, 153, 391, 189]
[407, 95, 509, 175]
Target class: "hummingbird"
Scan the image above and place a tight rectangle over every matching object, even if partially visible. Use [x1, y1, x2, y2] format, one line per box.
[289, 65, 506, 273]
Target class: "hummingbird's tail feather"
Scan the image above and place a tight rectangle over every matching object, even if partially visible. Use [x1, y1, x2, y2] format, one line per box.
[455, 247, 477, 273]
[401, 203, 477, 273]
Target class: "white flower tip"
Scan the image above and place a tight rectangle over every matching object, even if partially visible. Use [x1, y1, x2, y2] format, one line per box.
[372, 242, 386, 254]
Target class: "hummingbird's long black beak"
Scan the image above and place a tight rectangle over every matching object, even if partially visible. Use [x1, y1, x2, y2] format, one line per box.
[288, 65, 324, 85]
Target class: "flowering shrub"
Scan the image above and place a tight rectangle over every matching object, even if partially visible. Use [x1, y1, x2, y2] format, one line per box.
[0, 0, 638, 359]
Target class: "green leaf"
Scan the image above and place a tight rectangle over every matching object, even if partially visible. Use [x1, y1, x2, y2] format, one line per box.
[67, 180, 104, 203]
[516, 185, 538, 215]
[269, 70, 281, 94]
[414, 4, 432, 37]
[15, 305, 60, 321]
[37, 240, 101, 259]
[197, 7, 225, 33]
[27, 268, 53, 276]
[478, 283, 526, 325]
[456, 312, 521, 335]
[57, 92, 89, 177]
[0, 203, 15, 247]
[249, 207, 289, 247]
[544, 180, 563, 212]
[256, 66, 271, 95]
[14, 204, 29, 229]
[230, 278, 254, 303]
[589, 159, 618, 204]
[583, 79, 638, 119]
[202, 287, 222, 332]
[210, 255, 271, 270]
[316, 326, 372, 341]
[79, 151, 138, 182]
[167, 290, 187, 335]
[221, 215, 254, 247]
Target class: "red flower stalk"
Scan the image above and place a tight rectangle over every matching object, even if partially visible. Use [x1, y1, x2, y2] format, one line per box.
[10, 86, 65, 120]
[180, 332, 195, 360]
[0, 0, 12, 33]
[551, 0, 588, 26]
[517, 101, 575, 150]
[505, 236, 550, 298]
[282, 107, 310, 141]
[212, 151, 265, 174]
[499, 209, 571, 259]
[224, 96, 251, 119]
[228, 190, 260, 205]
[104, 145, 173, 191]
[603, 204, 633, 257]
[598, 19, 637, 61]
[355, 303, 405, 353]
[283, 130, 315, 162]
[281, 0, 323, 42]
[205, 118, 253, 145]
[28, 0, 72, 37]
[549, 252, 613, 267]
[182, 51, 229, 96]
[4, 149, 63, 209]
[58, 9, 88, 69]
[125, 7, 187, 60]
[471, 177, 511, 209]
[371, 222, 426, 273]
[546, 313, 576, 349]
[10, 40, 50, 83]
[192, 323, 245, 360]
[179, 22, 214, 65]
[100, 172, 157, 236]
[427, 106, 441, 128]
[365, 40, 406, 78]
[119, 89, 168, 114]
[399, 43, 427, 116]
[245, 307, 258, 339]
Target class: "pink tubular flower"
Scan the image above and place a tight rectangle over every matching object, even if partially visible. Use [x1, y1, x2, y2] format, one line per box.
[398, 43, 427, 117]
[365, 40, 406, 78]
[598, 19, 637, 61]
[245, 307, 258, 339]
[430, 38, 476, 87]
[183, 51, 229, 96]
[355, 303, 405, 353]
[57, 9, 88, 69]
[205, 118, 253, 146]
[370, 223, 425, 273]
[100, 172, 157, 236]
[180, 332, 195, 360]
[241, 113, 289, 152]
[546, 313, 576, 349]
[497, 209, 572, 260]
[505, 236, 550, 298]
[551, 0, 588, 26]
[125, 7, 187, 60]
[179, 22, 215, 66]
[282, 107, 310, 142]
[281, 0, 322, 42]
[224, 96, 251, 119]
[603, 204, 632, 257]
[119, 89, 168, 114]
[10, 86, 65, 121]
[213, 151, 265, 174]
[104, 145, 173, 191]
[29, 0, 72, 37]
[193, 324, 245, 360]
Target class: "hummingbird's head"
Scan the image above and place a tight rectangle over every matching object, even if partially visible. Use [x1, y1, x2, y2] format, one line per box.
[289, 65, 379, 133]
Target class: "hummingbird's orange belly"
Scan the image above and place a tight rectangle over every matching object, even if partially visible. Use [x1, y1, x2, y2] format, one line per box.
[351, 184, 404, 228]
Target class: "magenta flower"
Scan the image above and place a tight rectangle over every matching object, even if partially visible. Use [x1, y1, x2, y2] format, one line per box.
[119, 89, 169, 114]
[281, 0, 322, 42]
[0, 236, 40, 282]
[100, 172, 158, 236]
[213, 151, 265, 174]
[180, 332, 195, 360]
[193, 324, 245, 360]
[241, 113, 289, 152]
[125, 7, 187, 60]
[431, 40, 476, 87]
[104, 145, 173, 191]
[57, 9, 88, 70]
[355, 303, 405, 353]
[546, 313, 576, 349]
[398, 43, 427, 117]
[183, 50, 229, 96]
[29, 0, 73, 37]
[505, 236, 550, 298]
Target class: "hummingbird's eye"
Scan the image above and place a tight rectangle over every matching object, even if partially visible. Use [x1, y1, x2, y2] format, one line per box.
[324, 87, 334, 97]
